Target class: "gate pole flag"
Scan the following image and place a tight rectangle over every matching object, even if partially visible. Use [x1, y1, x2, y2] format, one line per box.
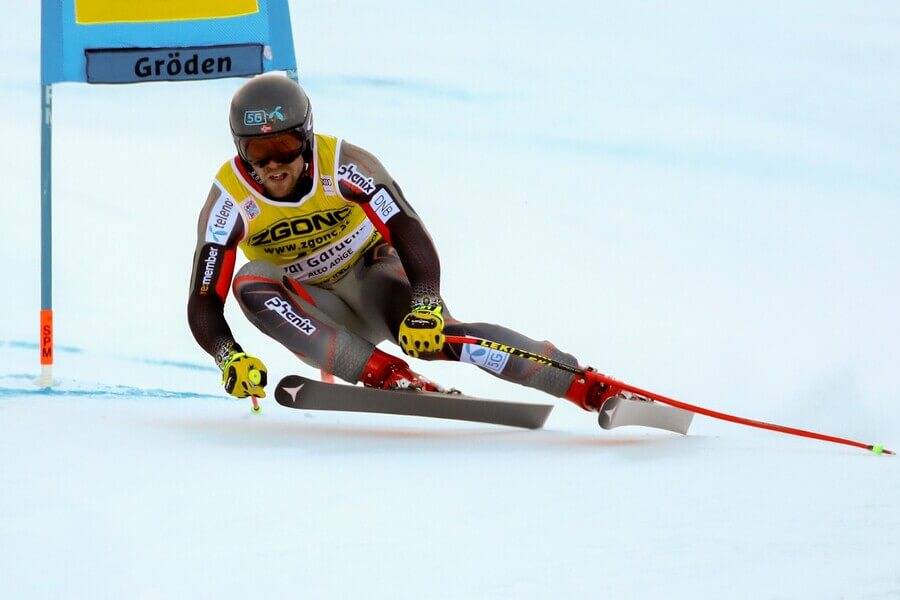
[39, 0, 298, 386]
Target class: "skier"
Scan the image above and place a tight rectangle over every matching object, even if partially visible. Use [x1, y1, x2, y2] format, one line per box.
[187, 73, 620, 412]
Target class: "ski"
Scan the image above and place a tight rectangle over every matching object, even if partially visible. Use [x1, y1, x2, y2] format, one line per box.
[273, 375, 554, 429]
[597, 393, 694, 435]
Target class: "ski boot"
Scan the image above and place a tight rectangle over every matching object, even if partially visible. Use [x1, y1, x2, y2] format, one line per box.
[563, 367, 629, 411]
[360, 349, 447, 393]
[565, 367, 692, 433]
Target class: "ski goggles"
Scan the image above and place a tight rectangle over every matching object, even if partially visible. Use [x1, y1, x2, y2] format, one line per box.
[240, 131, 308, 168]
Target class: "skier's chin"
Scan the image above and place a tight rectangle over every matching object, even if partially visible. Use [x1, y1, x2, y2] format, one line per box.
[264, 173, 295, 198]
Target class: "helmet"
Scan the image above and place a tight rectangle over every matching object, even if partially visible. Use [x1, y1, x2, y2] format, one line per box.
[229, 74, 314, 162]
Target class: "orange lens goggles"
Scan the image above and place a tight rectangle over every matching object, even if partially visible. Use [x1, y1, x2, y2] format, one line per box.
[242, 133, 306, 168]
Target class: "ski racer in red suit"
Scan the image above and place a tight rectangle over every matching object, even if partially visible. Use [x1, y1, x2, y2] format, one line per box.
[187, 74, 619, 410]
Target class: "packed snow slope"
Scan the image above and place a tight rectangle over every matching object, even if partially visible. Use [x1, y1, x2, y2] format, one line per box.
[2, 1, 899, 598]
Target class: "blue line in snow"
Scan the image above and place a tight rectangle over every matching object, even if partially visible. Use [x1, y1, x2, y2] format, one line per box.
[0, 385, 223, 400]
[0, 340, 83, 353]
[0, 374, 223, 400]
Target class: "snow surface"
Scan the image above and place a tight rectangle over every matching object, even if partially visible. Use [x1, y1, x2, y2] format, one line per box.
[2, 1, 900, 598]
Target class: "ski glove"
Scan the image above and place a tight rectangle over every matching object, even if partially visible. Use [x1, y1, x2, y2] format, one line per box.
[221, 351, 268, 398]
[399, 304, 445, 358]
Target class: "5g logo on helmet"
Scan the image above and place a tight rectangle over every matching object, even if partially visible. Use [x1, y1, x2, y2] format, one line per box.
[243, 107, 286, 127]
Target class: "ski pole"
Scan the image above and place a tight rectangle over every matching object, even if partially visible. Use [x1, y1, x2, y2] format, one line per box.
[445, 335, 894, 456]
[249, 368, 262, 413]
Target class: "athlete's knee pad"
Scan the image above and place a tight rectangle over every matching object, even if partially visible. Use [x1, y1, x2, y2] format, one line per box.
[233, 260, 284, 286]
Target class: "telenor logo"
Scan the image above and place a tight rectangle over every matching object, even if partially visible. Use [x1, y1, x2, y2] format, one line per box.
[460, 343, 509, 374]
[243, 106, 285, 126]
[205, 194, 238, 244]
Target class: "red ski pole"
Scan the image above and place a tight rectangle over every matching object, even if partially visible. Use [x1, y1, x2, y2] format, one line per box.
[445, 335, 894, 456]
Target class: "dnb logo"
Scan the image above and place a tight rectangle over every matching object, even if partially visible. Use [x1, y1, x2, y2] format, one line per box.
[244, 107, 285, 128]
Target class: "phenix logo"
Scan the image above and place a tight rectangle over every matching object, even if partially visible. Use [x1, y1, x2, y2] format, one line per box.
[337, 163, 376, 196]
[264, 297, 317, 335]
